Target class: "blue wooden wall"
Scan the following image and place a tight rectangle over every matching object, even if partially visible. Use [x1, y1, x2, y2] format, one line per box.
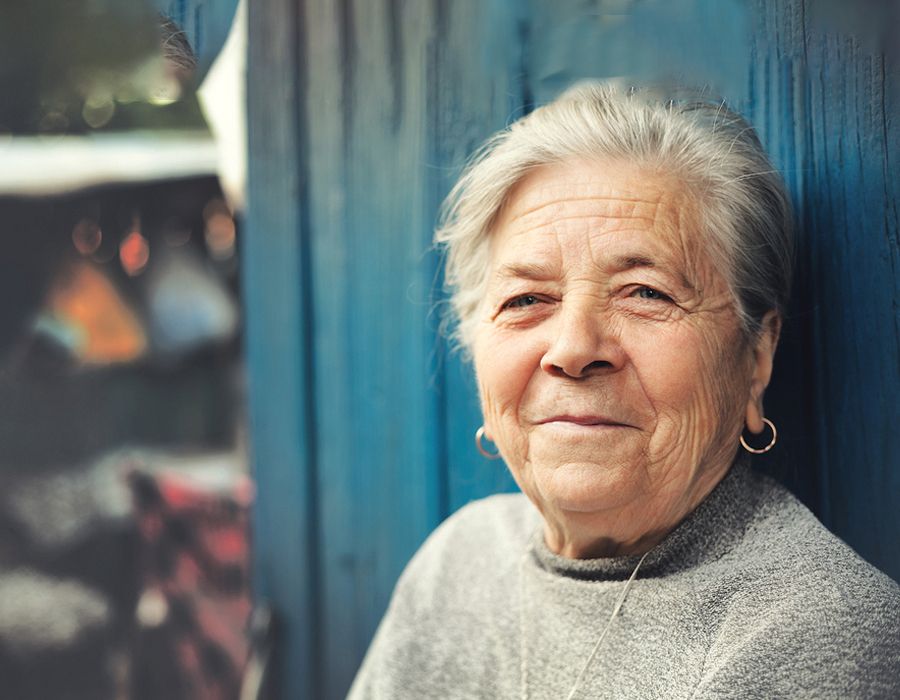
[245, 1, 900, 698]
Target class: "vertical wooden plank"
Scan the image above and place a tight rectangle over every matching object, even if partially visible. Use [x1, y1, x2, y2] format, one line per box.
[742, 0, 819, 506]
[433, 0, 527, 513]
[739, 0, 900, 580]
[245, 0, 318, 698]
[304, 1, 444, 696]
[795, 14, 900, 580]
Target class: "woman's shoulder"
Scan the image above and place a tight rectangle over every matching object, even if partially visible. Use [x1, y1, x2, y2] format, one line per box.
[357, 494, 533, 665]
[709, 469, 900, 613]
[444, 491, 537, 542]
[348, 494, 535, 699]
[694, 470, 899, 676]
[397, 492, 536, 588]
[690, 470, 900, 697]
[742, 469, 899, 599]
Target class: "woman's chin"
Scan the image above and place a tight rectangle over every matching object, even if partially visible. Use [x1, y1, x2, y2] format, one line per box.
[529, 460, 640, 515]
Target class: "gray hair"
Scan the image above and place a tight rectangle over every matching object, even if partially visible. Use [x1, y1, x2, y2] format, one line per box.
[435, 82, 794, 353]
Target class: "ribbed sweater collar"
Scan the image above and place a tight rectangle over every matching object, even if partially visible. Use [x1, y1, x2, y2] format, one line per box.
[529, 460, 761, 581]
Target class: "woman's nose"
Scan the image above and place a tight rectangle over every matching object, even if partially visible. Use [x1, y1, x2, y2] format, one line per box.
[539, 304, 624, 379]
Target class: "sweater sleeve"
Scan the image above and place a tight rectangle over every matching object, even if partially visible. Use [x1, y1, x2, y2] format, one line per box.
[690, 570, 900, 700]
[345, 566, 437, 700]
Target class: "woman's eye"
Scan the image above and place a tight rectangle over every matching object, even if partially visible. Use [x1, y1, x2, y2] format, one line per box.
[503, 294, 541, 310]
[632, 286, 672, 302]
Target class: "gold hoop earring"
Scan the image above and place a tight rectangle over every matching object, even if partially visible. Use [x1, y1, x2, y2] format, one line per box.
[475, 426, 501, 460]
[740, 417, 777, 454]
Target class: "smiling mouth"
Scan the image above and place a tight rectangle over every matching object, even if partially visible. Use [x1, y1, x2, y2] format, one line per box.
[539, 415, 632, 428]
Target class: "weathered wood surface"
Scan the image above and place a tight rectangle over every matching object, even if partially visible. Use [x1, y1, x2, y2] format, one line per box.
[246, 1, 900, 697]
[245, 0, 317, 697]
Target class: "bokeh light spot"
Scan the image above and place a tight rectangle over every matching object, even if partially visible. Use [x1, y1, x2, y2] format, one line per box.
[120, 230, 150, 276]
[148, 77, 182, 106]
[82, 95, 116, 129]
[203, 199, 236, 260]
[37, 109, 69, 132]
[205, 214, 236, 260]
[72, 218, 103, 255]
[136, 588, 169, 628]
[163, 220, 191, 247]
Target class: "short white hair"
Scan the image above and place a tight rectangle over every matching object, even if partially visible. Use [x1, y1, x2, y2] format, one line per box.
[435, 82, 794, 354]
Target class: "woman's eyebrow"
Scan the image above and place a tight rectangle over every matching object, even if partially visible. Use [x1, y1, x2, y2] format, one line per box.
[492, 256, 696, 291]
[611, 254, 695, 291]
[492, 261, 559, 282]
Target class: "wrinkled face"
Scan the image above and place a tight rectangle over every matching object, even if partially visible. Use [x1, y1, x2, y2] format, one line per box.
[473, 159, 758, 530]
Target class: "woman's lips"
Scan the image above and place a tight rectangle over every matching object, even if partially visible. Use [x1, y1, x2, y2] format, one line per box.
[538, 415, 632, 428]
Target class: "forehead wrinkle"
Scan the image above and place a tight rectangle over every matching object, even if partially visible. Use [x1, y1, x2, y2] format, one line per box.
[488, 221, 566, 279]
[494, 203, 697, 287]
[501, 214, 658, 245]
[577, 199, 705, 294]
[490, 160, 724, 299]
[650, 187, 727, 298]
[508, 195, 662, 230]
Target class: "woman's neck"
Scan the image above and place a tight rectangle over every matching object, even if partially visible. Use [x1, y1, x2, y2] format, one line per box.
[541, 462, 731, 559]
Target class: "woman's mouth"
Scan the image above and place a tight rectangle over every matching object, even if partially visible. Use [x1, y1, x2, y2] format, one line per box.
[539, 415, 632, 428]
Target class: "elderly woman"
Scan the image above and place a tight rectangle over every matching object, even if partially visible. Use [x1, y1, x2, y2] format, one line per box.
[348, 84, 900, 699]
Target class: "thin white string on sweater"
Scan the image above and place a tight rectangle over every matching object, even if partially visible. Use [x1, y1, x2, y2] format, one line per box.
[519, 546, 651, 700]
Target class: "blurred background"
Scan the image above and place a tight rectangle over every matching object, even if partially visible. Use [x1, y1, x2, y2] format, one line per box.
[2, 1, 900, 699]
[0, 1, 250, 698]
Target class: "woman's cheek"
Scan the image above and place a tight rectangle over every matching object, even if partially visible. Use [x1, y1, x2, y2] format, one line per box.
[477, 365, 520, 439]
[475, 331, 539, 447]
[641, 322, 749, 469]
[632, 327, 716, 452]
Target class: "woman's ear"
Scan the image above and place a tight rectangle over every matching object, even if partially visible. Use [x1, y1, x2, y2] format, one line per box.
[745, 310, 781, 434]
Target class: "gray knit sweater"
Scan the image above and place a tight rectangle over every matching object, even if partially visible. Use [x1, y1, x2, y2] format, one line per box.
[348, 463, 900, 699]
